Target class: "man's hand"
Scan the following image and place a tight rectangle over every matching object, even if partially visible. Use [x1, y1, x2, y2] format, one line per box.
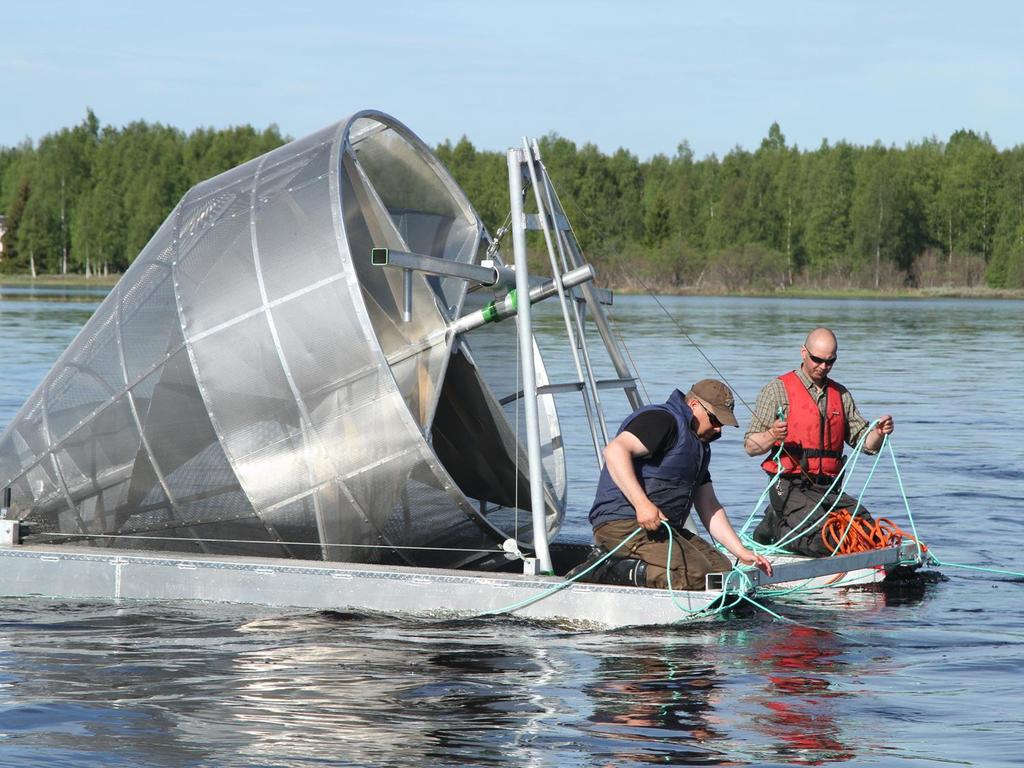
[769, 418, 788, 441]
[737, 549, 773, 576]
[875, 414, 894, 436]
[635, 499, 667, 531]
[745, 418, 789, 456]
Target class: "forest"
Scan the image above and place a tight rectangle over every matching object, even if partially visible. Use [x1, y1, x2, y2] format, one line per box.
[2, 111, 1023, 291]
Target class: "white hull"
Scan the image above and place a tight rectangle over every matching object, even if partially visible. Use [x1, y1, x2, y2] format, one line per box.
[768, 552, 889, 590]
[0, 542, 920, 629]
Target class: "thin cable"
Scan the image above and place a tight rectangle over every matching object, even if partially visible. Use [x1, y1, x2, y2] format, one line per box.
[921, 557, 1024, 579]
[642, 291, 756, 415]
[513, 296, 522, 542]
[607, 305, 651, 404]
[484, 211, 513, 261]
[38, 531, 504, 553]
[566, 199, 754, 415]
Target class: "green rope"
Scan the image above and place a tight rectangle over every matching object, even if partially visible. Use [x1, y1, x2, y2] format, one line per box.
[879, 438, 1022, 575]
[479, 425, 1024, 625]
[885, 438, 924, 550]
[662, 521, 749, 618]
[758, 569, 872, 599]
[478, 527, 644, 617]
[822, 434, 890, 557]
[741, 419, 883, 558]
[921, 557, 1024, 579]
[736, 591, 868, 641]
[738, 406, 788, 537]
[741, 426, 1024, 589]
[737, 443, 784, 536]
[736, 421, 918, 599]
[482, 522, 759, 621]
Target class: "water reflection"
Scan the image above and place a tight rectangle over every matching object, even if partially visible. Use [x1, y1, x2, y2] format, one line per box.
[0, 601, 220, 766]
[582, 641, 736, 766]
[0, 283, 112, 301]
[749, 626, 856, 765]
[195, 613, 570, 766]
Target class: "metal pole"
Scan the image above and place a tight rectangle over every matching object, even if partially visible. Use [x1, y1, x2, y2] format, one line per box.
[529, 140, 613, 450]
[447, 265, 595, 337]
[507, 146, 553, 574]
[521, 140, 605, 465]
[402, 268, 413, 323]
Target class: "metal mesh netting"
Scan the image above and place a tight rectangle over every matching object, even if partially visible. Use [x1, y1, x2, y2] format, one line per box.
[0, 111, 566, 567]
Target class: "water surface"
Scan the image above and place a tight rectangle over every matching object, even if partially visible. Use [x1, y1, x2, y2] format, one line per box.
[1, 288, 1021, 766]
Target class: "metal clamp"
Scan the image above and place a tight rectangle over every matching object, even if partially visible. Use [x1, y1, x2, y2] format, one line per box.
[0, 520, 20, 546]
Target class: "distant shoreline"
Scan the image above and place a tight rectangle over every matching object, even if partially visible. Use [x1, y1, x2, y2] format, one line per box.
[2, 273, 1021, 300]
[614, 285, 1024, 300]
[0, 274, 122, 287]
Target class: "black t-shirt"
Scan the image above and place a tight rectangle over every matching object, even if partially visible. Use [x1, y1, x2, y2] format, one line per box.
[622, 409, 711, 485]
[623, 410, 677, 458]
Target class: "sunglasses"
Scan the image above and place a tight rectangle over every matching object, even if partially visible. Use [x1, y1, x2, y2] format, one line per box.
[807, 351, 837, 366]
[696, 399, 723, 428]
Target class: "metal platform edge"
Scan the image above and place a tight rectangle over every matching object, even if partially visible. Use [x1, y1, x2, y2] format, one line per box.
[707, 542, 921, 590]
[0, 542, 920, 628]
[0, 544, 718, 628]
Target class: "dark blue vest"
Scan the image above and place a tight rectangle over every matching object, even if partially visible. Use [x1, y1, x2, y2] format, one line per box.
[588, 390, 710, 530]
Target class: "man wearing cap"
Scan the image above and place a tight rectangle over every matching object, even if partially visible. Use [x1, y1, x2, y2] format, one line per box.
[587, 379, 772, 590]
[743, 327, 895, 556]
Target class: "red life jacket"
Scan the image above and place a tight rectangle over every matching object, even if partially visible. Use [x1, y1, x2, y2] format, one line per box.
[761, 370, 846, 478]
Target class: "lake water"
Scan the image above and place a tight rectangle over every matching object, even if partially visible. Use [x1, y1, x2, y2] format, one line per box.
[1, 286, 1022, 767]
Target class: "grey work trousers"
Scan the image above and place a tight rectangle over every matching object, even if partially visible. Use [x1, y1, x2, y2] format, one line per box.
[753, 475, 874, 557]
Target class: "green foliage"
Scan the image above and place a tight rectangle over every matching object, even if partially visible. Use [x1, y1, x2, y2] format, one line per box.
[803, 140, 855, 275]
[850, 144, 921, 287]
[706, 243, 788, 292]
[0, 112, 286, 275]
[987, 146, 1024, 288]
[435, 135, 506, 231]
[5, 114, 1024, 290]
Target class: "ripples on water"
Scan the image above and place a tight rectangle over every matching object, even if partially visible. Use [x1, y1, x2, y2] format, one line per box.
[1, 289, 1022, 766]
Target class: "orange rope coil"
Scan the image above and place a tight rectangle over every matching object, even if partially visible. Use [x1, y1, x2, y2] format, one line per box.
[821, 508, 927, 555]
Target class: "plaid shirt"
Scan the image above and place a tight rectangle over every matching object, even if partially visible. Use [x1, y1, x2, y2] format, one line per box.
[744, 367, 876, 454]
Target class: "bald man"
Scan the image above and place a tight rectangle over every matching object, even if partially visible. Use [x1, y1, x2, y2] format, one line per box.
[743, 328, 895, 557]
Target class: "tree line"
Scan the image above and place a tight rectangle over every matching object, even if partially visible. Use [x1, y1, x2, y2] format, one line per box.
[3, 112, 1024, 290]
[439, 124, 1024, 291]
[0, 111, 286, 277]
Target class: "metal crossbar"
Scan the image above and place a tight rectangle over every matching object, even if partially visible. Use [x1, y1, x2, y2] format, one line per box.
[704, 542, 921, 591]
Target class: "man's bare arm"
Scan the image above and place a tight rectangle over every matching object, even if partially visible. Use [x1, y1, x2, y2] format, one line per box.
[693, 483, 772, 575]
[603, 431, 664, 531]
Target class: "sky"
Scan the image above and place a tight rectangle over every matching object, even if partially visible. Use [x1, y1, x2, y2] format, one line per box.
[3, 0, 1022, 160]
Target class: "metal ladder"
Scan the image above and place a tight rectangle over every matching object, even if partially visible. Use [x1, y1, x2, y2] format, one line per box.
[374, 139, 651, 573]
[502, 139, 652, 571]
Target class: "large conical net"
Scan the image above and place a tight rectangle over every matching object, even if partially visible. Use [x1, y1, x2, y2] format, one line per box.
[0, 112, 565, 568]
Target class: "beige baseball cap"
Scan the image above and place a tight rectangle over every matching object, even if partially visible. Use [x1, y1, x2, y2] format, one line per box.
[686, 379, 739, 427]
